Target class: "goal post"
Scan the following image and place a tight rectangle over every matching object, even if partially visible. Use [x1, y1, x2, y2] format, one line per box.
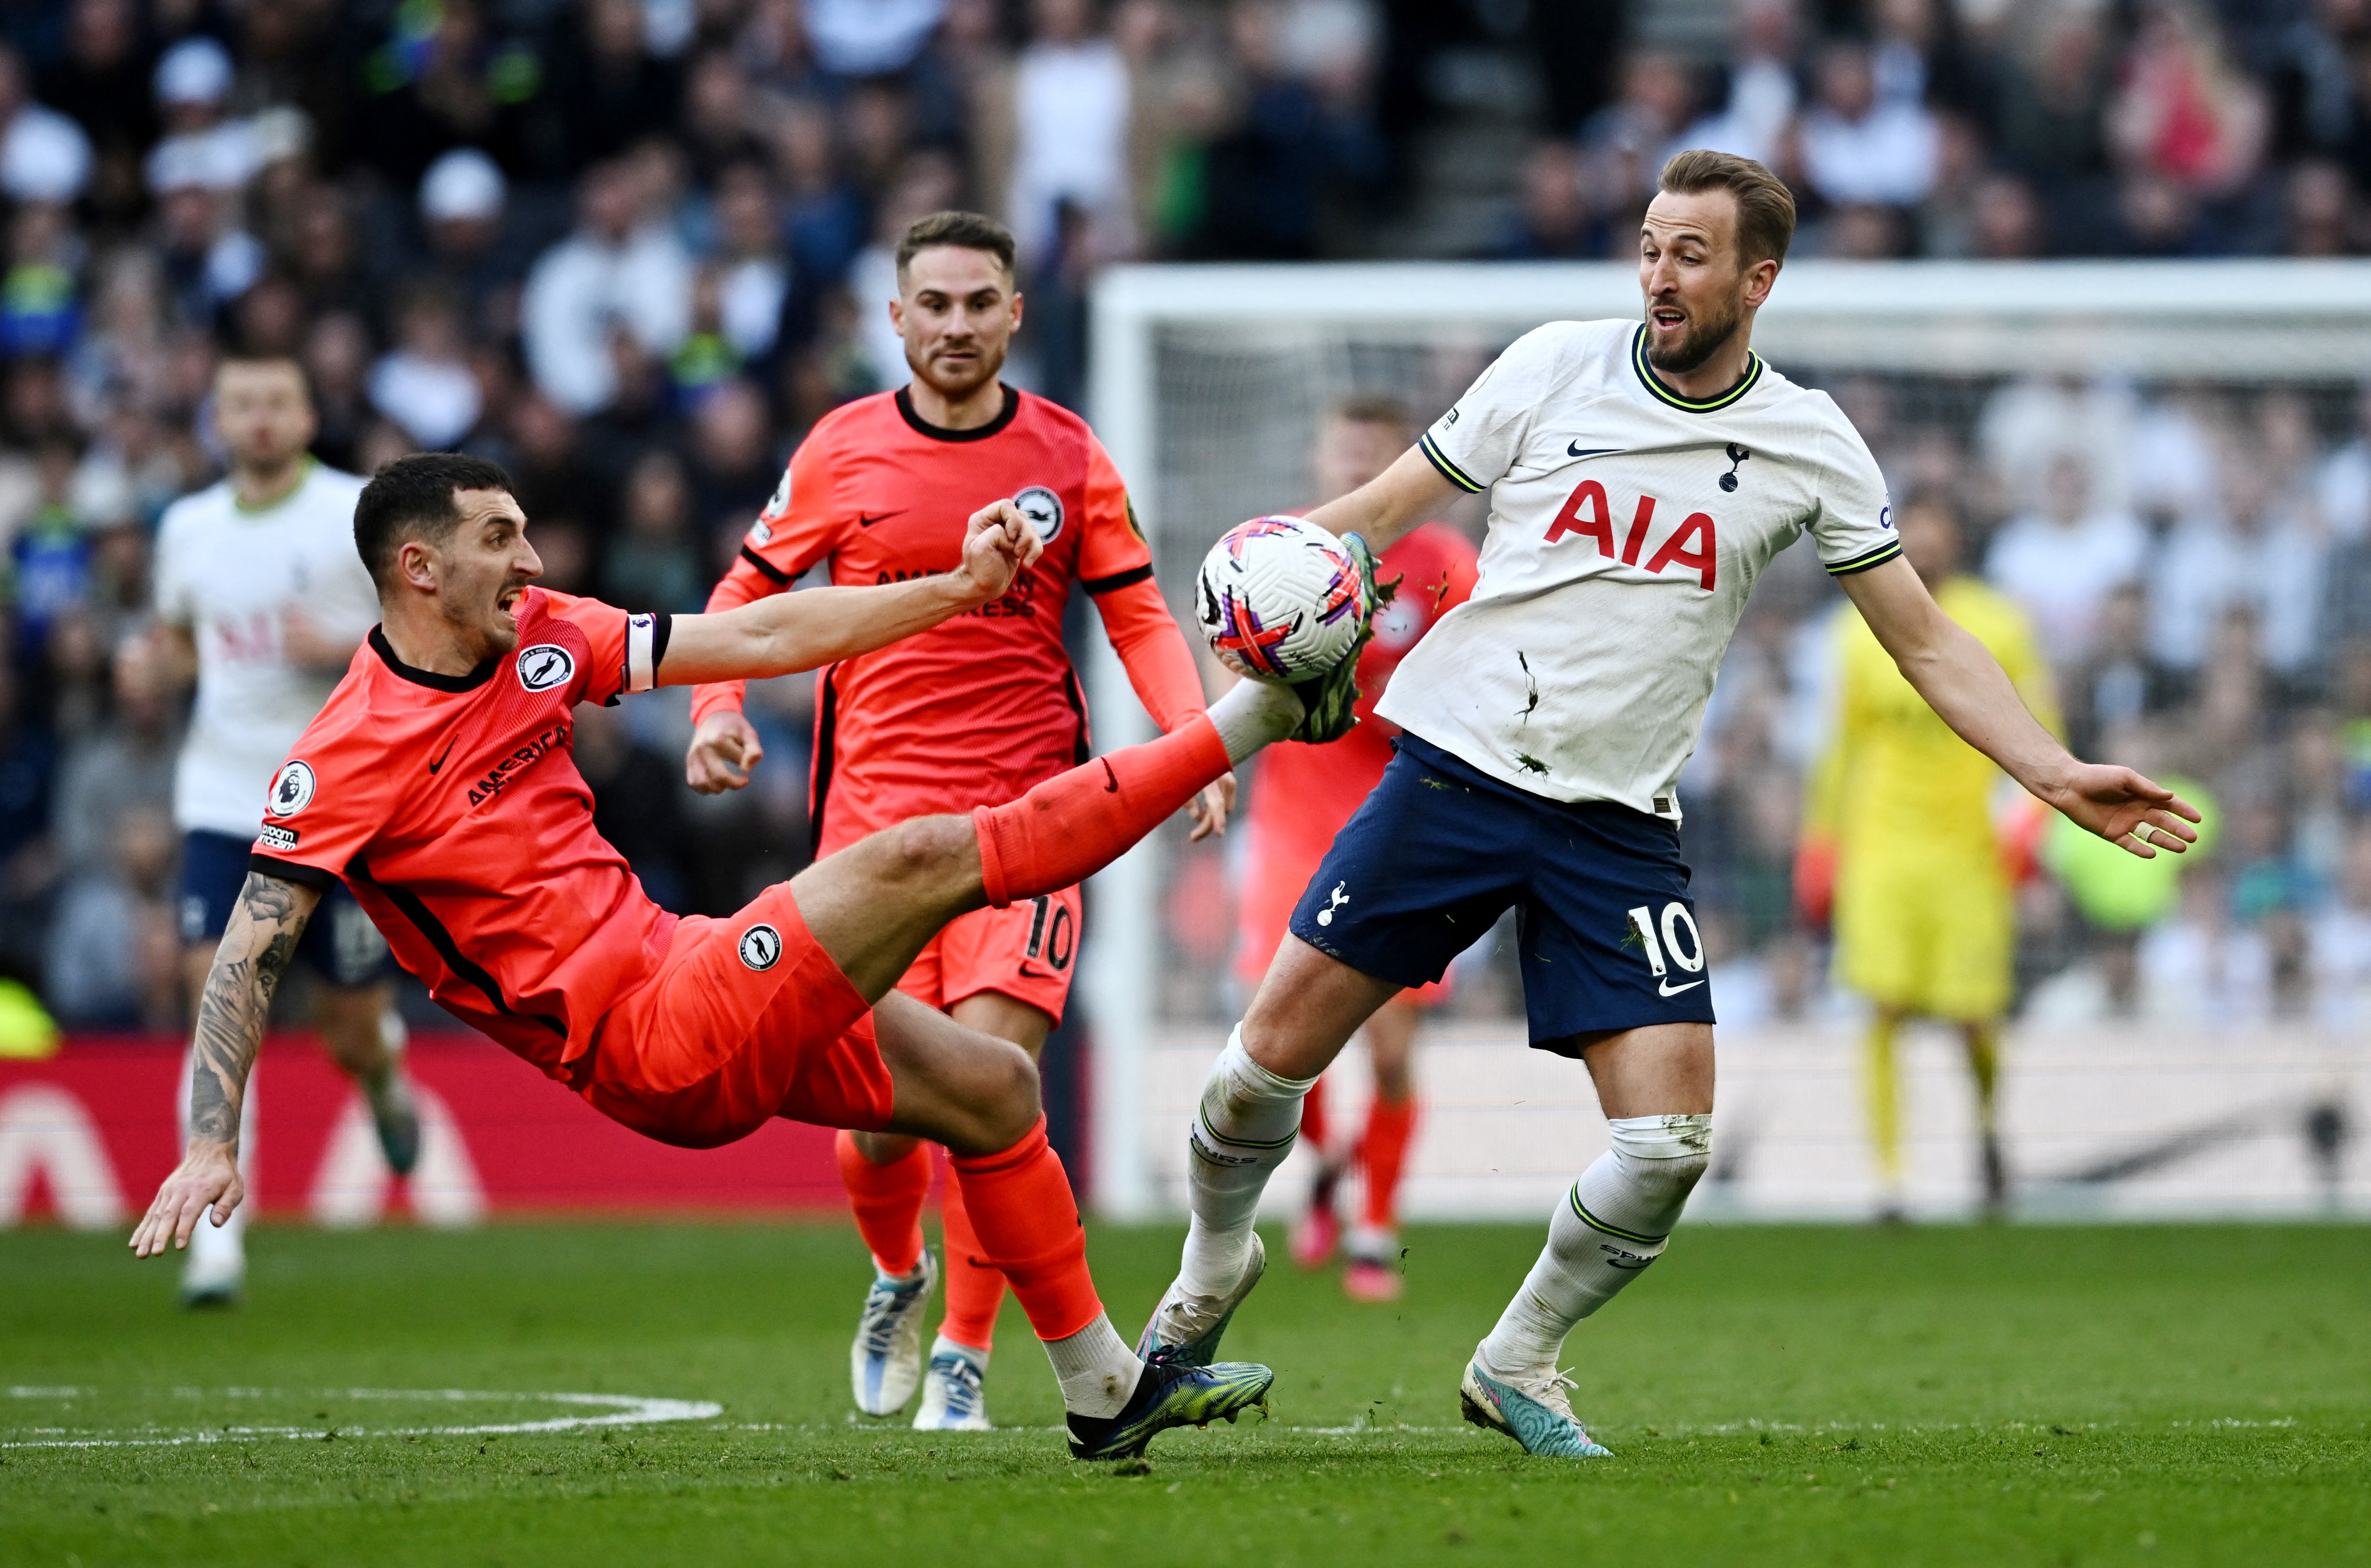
[1078, 259, 2371, 1222]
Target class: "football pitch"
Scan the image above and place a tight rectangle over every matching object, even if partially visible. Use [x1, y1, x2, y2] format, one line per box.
[4, 1220, 2366, 1567]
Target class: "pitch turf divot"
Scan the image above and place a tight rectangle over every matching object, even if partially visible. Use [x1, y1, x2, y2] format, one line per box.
[1, 1386, 722, 1449]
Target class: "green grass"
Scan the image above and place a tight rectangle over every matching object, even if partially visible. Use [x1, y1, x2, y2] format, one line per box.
[3, 1220, 2367, 1566]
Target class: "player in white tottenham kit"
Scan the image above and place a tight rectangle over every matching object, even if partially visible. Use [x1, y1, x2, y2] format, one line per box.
[1137, 152, 2202, 1455]
[153, 354, 419, 1307]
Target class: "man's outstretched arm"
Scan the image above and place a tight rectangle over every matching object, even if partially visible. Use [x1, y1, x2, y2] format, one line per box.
[1303, 445, 1462, 551]
[1838, 556, 2200, 857]
[130, 870, 321, 1257]
[658, 501, 1043, 687]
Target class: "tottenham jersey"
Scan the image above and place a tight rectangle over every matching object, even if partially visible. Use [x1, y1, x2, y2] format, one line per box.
[1379, 319, 1899, 820]
[154, 461, 379, 838]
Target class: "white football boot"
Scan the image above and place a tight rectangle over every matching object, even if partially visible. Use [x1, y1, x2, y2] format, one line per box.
[850, 1250, 938, 1416]
[912, 1339, 991, 1431]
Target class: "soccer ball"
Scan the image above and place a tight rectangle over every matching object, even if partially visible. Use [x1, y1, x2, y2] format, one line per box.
[1195, 516, 1372, 682]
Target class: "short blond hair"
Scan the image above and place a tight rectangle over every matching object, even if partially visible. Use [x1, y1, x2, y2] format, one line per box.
[1657, 149, 1797, 266]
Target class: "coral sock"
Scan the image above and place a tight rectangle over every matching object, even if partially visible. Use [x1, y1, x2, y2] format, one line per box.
[973, 717, 1231, 908]
[835, 1130, 929, 1276]
[949, 1116, 1103, 1342]
[936, 1150, 1007, 1353]
[1299, 1073, 1331, 1160]
[1358, 1096, 1418, 1230]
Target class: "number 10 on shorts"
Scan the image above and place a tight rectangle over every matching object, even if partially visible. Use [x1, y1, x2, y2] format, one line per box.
[1628, 903, 1707, 996]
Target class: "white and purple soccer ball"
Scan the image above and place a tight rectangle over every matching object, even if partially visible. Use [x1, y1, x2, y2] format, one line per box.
[1195, 516, 1372, 682]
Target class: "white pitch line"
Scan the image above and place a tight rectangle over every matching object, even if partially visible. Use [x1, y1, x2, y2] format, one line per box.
[0, 1389, 722, 1450]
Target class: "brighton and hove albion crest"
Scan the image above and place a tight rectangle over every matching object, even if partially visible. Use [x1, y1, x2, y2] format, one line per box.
[265, 759, 316, 817]
[739, 924, 783, 971]
[1013, 485, 1063, 542]
[517, 644, 574, 693]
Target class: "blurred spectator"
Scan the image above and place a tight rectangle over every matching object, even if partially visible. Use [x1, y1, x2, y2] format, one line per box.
[1799, 40, 1938, 209]
[1492, 140, 1606, 259]
[2151, 457, 2325, 675]
[1681, 0, 1799, 167]
[417, 147, 523, 338]
[43, 800, 176, 1028]
[2320, 384, 2371, 542]
[1986, 453, 2147, 665]
[368, 284, 482, 449]
[1007, 0, 1133, 266]
[0, 44, 92, 206]
[53, 633, 175, 877]
[522, 159, 692, 415]
[805, 0, 947, 78]
[601, 447, 705, 613]
[710, 161, 787, 361]
[2109, 0, 2269, 201]
[687, 377, 777, 539]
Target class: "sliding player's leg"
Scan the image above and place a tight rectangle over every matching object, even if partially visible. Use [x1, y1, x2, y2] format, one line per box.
[1464, 1022, 1712, 1459]
[1343, 997, 1422, 1302]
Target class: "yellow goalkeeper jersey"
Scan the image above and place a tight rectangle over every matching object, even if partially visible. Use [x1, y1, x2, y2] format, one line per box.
[1808, 576, 2057, 1018]
[1808, 576, 2057, 866]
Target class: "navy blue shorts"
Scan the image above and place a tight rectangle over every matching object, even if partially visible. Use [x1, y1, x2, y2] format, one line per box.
[177, 830, 395, 990]
[1288, 735, 1716, 1052]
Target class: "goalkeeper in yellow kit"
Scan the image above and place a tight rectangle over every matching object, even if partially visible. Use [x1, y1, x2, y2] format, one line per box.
[1799, 492, 2059, 1218]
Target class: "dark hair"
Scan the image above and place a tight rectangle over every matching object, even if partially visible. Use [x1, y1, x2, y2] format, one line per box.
[1657, 149, 1798, 267]
[895, 209, 1017, 282]
[214, 351, 312, 399]
[1330, 393, 1413, 435]
[354, 451, 515, 590]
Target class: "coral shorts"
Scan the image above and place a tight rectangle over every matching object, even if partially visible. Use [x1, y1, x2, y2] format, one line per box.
[577, 883, 897, 1149]
[897, 883, 1082, 1025]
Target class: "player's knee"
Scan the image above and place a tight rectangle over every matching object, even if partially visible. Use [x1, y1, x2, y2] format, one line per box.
[971, 1039, 1042, 1151]
[883, 815, 976, 886]
[1607, 1113, 1712, 1208]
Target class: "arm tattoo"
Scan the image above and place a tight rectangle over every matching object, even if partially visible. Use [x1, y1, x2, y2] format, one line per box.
[187, 872, 313, 1144]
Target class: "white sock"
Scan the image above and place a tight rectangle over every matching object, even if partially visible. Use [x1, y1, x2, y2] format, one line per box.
[1180, 1027, 1315, 1297]
[1478, 1114, 1712, 1381]
[1042, 1312, 1139, 1418]
[362, 1009, 409, 1113]
[931, 1334, 987, 1371]
[1207, 678, 1305, 764]
[178, 1043, 255, 1282]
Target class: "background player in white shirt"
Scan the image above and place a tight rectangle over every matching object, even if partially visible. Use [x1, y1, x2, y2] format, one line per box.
[151, 355, 418, 1307]
[1138, 151, 2202, 1457]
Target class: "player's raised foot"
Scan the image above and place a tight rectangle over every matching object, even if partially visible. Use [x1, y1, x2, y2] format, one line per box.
[1459, 1353, 1613, 1458]
[368, 1072, 422, 1177]
[1067, 1357, 1274, 1461]
[1135, 1231, 1265, 1366]
[912, 1340, 991, 1432]
[850, 1250, 938, 1415]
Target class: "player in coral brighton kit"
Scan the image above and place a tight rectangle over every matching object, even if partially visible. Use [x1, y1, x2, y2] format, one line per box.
[152, 353, 420, 1307]
[132, 452, 1372, 1460]
[1138, 152, 2201, 1459]
[1234, 396, 1478, 1303]
[684, 211, 1223, 1431]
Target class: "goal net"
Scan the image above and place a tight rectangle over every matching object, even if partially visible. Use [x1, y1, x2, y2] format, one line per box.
[1077, 259, 2371, 1223]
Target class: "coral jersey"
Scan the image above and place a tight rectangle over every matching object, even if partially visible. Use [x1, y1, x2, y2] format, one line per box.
[691, 385, 1206, 855]
[1246, 521, 1481, 869]
[249, 589, 675, 1084]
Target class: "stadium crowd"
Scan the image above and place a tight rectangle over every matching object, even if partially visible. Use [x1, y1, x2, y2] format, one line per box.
[0, 0, 2364, 1040]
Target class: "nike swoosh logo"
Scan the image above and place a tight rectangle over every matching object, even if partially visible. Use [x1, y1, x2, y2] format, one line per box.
[857, 510, 903, 528]
[427, 737, 457, 774]
[1100, 759, 1119, 793]
[1018, 963, 1051, 979]
[1658, 978, 1705, 997]
[1567, 444, 1620, 458]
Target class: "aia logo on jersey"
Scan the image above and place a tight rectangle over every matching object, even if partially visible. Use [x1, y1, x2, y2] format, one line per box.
[517, 644, 574, 693]
[1544, 481, 1719, 591]
[738, 923, 783, 971]
[1013, 485, 1063, 542]
[265, 759, 316, 817]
